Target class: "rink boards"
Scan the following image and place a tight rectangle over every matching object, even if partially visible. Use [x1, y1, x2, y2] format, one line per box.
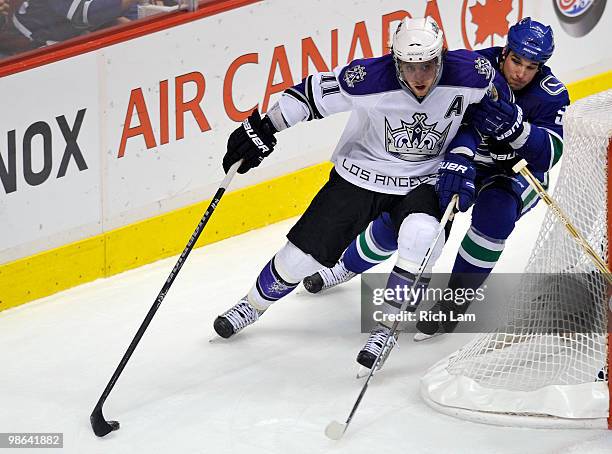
[1, 0, 611, 310]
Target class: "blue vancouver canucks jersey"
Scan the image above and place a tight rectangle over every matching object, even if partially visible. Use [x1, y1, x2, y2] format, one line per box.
[474, 46, 569, 172]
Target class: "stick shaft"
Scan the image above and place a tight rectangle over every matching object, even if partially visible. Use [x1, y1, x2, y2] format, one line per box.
[514, 161, 612, 283]
[91, 161, 241, 417]
[339, 195, 458, 431]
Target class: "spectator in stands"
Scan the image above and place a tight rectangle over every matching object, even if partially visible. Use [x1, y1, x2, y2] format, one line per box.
[11, 0, 143, 48]
[0, 1, 186, 60]
[0, 0, 36, 59]
[0, 0, 8, 22]
[137, 0, 182, 19]
[0, 0, 9, 31]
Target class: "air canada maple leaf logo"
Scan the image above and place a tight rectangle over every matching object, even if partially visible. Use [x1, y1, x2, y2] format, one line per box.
[461, 0, 523, 50]
[471, 0, 513, 44]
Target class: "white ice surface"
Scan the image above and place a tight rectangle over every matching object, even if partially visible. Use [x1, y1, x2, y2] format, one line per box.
[1, 198, 611, 453]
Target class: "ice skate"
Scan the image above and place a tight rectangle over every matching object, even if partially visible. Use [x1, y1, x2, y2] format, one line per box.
[414, 298, 471, 342]
[414, 299, 447, 342]
[355, 324, 398, 377]
[302, 258, 356, 293]
[213, 297, 263, 339]
[413, 330, 444, 342]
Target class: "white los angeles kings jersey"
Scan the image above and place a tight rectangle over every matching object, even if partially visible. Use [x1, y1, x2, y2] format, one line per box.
[274, 50, 496, 194]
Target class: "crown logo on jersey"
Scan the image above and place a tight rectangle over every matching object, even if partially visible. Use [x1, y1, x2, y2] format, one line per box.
[385, 114, 451, 161]
[474, 56, 494, 79]
[343, 65, 367, 88]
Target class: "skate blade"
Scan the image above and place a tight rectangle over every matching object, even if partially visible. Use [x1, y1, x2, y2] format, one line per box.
[208, 333, 229, 343]
[325, 420, 347, 440]
[355, 360, 387, 379]
[413, 331, 444, 342]
[355, 365, 370, 379]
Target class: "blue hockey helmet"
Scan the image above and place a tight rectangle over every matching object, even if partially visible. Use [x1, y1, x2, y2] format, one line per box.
[506, 17, 555, 64]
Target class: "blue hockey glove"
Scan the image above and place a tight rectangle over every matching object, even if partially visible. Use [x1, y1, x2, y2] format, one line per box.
[471, 96, 525, 143]
[436, 153, 476, 212]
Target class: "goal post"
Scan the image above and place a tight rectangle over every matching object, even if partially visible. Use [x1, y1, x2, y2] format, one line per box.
[420, 89, 612, 429]
[608, 133, 612, 431]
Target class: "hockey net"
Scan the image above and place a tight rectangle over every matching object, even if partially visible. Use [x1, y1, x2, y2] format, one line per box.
[421, 89, 612, 429]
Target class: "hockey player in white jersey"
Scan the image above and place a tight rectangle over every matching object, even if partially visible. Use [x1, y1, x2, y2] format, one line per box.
[213, 17, 505, 366]
[304, 18, 569, 349]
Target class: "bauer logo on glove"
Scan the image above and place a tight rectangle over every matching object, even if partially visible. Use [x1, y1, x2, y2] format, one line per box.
[243, 118, 271, 154]
[436, 153, 476, 212]
[223, 109, 278, 174]
[439, 161, 470, 173]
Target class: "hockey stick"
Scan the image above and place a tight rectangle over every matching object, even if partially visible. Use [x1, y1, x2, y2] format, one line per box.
[90, 160, 242, 437]
[512, 159, 612, 284]
[325, 195, 458, 440]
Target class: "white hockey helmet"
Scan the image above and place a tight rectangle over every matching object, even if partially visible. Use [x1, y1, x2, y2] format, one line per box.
[392, 16, 444, 64]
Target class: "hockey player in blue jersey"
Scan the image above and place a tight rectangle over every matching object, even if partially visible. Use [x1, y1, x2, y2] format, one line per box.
[304, 18, 570, 349]
[212, 17, 510, 363]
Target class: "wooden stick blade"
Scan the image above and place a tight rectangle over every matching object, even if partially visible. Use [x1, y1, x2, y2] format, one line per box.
[325, 420, 347, 440]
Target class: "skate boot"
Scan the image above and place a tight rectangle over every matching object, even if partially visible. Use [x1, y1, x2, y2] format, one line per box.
[213, 298, 263, 339]
[356, 323, 398, 370]
[303, 258, 356, 293]
[414, 300, 443, 342]
[414, 298, 471, 342]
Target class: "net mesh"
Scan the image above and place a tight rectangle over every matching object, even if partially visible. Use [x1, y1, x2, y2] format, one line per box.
[443, 89, 612, 395]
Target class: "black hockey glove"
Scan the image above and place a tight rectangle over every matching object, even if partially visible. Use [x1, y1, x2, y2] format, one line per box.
[489, 142, 524, 175]
[223, 109, 277, 174]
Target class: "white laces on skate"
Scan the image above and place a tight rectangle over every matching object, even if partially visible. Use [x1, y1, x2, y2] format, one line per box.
[363, 325, 397, 356]
[319, 260, 356, 289]
[221, 300, 260, 333]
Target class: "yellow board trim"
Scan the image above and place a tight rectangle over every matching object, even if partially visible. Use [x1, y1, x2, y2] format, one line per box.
[0, 162, 332, 312]
[1, 71, 611, 312]
[566, 70, 612, 103]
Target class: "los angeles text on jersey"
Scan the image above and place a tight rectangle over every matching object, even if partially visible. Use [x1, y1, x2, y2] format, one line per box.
[339, 158, 437, 190]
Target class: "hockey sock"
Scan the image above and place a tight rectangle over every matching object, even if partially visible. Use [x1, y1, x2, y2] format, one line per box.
[451, 186, 520, 290]
[249, 256, 299, 310]
[248, 241, 324, 310]
[343, 213, 398, 273]
[379, 264, 430, 328]
[380, 213, 444, 328]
